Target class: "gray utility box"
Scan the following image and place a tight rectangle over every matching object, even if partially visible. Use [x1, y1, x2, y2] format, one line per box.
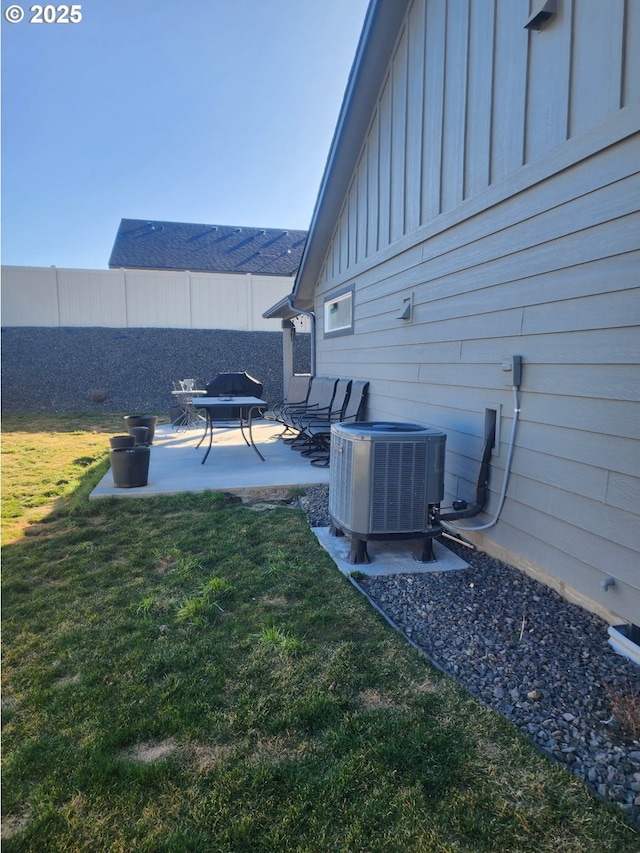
[329, 421, 446, 537]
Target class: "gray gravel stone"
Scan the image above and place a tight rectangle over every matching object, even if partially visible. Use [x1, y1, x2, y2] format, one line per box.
[1, 326, 311, 414]
[299, 484, 640, 830]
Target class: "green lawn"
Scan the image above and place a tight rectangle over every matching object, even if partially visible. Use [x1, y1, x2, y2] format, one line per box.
[2, 414, 638, 852]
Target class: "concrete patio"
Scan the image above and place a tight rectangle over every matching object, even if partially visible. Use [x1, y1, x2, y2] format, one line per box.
[90, 421, 329, 501]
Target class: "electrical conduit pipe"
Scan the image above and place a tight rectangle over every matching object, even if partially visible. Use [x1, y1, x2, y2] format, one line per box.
[439, 385, 521, 532]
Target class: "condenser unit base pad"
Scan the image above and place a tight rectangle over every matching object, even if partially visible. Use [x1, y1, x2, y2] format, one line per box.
[313, 527, 470, 578]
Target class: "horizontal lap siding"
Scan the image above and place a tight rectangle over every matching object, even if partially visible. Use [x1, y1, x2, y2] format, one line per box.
[314, 1, 640, 623]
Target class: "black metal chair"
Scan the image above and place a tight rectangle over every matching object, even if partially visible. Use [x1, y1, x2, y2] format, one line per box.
[292, 379, 352, 453]
[302, 380, 369, 467]
[275, 377, 339, 438]
[262, 374, 311, 433]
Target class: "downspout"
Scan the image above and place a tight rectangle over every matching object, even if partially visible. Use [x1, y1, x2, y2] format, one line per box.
[287, 295, 316, 377]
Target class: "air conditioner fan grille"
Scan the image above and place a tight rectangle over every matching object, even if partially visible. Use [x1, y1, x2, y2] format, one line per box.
[329, 431, 352, 524]
[371, 441, 428, 532]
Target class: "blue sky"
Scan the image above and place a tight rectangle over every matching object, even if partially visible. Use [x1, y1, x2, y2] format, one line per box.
[1, 0, 369, 269]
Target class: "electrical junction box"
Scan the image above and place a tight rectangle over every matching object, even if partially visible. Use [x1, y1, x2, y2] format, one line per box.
[502, 355, 523, 387]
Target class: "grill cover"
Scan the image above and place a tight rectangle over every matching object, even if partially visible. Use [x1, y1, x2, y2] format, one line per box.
[204, 372, 263, 420]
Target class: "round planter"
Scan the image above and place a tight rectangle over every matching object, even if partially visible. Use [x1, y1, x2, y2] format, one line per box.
[109, 447, 150, 488]
[124, 415, 158, 444]
[129, 426, 149, 445]
[109, 434, 135, 449]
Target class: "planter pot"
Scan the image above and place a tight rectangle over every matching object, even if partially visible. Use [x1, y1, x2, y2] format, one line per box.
[109, 434, 135, 449]
[124, 415, 158, 444]
[129, 426, 149, 446]
[109, 447, 150, 488]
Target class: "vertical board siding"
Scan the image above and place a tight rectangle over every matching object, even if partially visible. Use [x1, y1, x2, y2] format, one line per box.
[377, 75, 393, 249]
[524, 0, 571, 163]
[441, 0, 469, 212]
[390, 26, 409, 243]
[348, 181, 358, 269]
[356, 153, 368, 264]
[422, 0, 447, 222]
[404, 0, 426, 233]
[318, 0, 640, 294]
[366, 109, 380, 257]
[623, 0, 640, 107]
[465, 0, 495, 198]
[490, 0, 528, 184]
[340, 206, 349, 274]
[569, 0, 625, 137]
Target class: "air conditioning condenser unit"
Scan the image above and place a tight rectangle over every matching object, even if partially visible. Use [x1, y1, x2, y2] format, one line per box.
[329, 421, 446, 564]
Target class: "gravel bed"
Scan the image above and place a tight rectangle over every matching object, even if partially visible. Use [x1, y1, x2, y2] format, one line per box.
[299, 485, 640, 829]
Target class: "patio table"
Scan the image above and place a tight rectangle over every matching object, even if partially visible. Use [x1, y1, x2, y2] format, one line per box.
[195, 396, 267, 463]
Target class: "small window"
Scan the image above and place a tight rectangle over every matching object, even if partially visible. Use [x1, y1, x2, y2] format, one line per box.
[324, 285, 354, 337]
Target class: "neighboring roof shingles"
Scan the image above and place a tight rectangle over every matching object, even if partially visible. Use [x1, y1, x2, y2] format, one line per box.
[109, 219, 307, 276]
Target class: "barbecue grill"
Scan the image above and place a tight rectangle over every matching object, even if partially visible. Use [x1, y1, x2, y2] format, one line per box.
[204, 372, 264, 420]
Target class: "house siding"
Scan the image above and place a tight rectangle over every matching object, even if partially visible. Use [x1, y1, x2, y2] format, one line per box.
[311, 0, 640, 625]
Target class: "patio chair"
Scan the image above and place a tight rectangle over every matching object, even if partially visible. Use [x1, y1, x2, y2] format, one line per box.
[289, 379, 352, 451]
[301, 379, 369, 467]
[262, 374, 311, 433]
[277, 376, 339, 438]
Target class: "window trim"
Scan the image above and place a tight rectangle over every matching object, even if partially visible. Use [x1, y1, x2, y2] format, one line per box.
[323, 284, 355, 338]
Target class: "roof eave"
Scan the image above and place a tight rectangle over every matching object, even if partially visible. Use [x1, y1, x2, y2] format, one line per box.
[262, 295, 298, 320]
